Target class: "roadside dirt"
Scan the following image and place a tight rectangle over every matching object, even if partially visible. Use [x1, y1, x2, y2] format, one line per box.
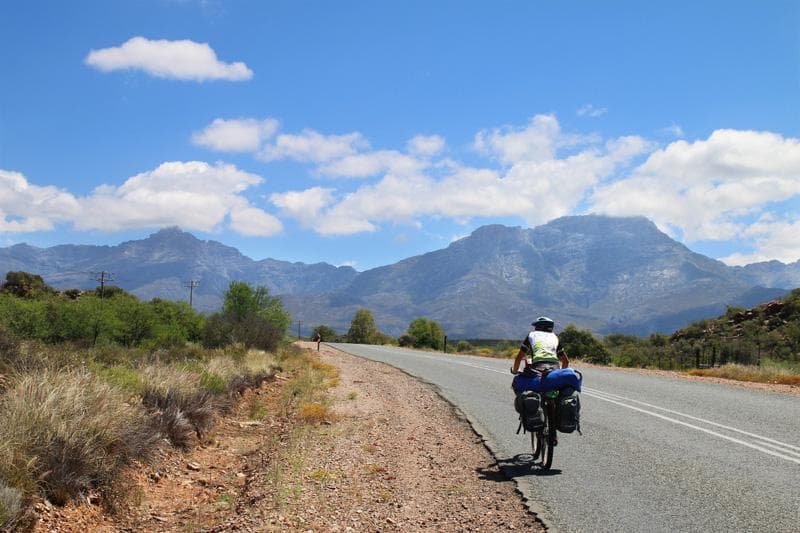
[31, 344, 542, 532]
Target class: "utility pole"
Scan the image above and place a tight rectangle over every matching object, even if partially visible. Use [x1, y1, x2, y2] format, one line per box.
[93, 271, 114, 298]
[297, 320, 303, 340]
[184, 280, 199, 308]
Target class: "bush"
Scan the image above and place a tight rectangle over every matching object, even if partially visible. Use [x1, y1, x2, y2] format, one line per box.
[232, 314, 284, 352]
[1, 271, 55, 299]
[311, 325, 337, 342]
[398, 334, 415, 347]
[455, 340, 473, 353]
[201, 313, 233, 348]
[140, 365, 215, 449]
[559, 325, 611, 364]
[407, 317, 445, 350]
[0, 369, 158, 505]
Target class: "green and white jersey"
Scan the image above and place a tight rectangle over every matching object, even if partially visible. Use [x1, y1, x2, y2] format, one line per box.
[521, 330, 560, 364]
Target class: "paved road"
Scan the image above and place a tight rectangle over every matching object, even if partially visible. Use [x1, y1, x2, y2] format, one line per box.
[328, 343, 800, 532]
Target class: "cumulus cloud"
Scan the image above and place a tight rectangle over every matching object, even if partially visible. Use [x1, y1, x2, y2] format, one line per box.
[270, 187, 336, 219]
[229, 205, 283, 236]
[473, 114, 600, 165]
[407, 134, 445, 157]
[317, 150, 426, 178]
[192, 118, 278, 152]
[272, 115, 651, 235]
[78, 161, 268, 232]
[0, 163, 282, 237]
[259, 130, 368, 163]
[589, 129, 800, 244]
[85, 36, 252, 81]
[0, 170, 79, 232]
[721, 215, 800, 265]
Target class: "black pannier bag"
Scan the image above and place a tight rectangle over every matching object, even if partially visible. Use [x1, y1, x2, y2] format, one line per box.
[557, 387, 581, 434]
[515, 390, 544, 432]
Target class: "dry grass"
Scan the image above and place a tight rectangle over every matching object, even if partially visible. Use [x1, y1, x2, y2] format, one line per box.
[140, 365, 215, 449]
[0, 369, 157, 507]
[0, 341, 287, 526]
[687, 363, 800, 385]
[298, 402, 333, 424]
[0, 479, 23, 530]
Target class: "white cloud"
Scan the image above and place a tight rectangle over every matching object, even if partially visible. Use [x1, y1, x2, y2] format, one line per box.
[85, 36, 253, 81]
[259, 130, 368, 163]
[473, 113, 599, 165]
[721, 215, 800, 265]
[229, 205, 283, 236]
[78, 161, 264, 232]
[192, 118, 278, 152]
[577, 104, 608, 118]
[0, 170, 79, 232]
[270, 187, 335, 219]
[317, 150, 426, 179]
[274, 115, 651, 235]
[407, 134, 445, 157]
[0, 163, 282, 237]
[589, 129, 800, 245]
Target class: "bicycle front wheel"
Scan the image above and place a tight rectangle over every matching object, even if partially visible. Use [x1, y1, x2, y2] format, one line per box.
[531, 429, 544, 460]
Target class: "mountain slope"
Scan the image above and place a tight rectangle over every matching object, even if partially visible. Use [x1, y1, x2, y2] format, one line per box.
[295, 215, 785, 337]
[0, 228, 357, 311]
[0, 217, 796, 337]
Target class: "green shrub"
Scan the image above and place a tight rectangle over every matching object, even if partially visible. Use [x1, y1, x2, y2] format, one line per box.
[559, 325, 611, 363]
[92, 364, 144, 394]
[398, 334, 415, 347]
[407, 317, 445, 350]
[455, 340, 473, 353]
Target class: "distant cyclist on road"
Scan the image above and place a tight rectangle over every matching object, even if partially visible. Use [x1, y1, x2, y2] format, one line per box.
[511, 317, 569, 390]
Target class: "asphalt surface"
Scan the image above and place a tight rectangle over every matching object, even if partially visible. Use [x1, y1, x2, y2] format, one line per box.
[328, 343, 800, 533]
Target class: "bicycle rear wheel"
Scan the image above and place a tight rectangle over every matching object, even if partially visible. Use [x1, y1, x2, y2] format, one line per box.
[541, 403, 555, 470]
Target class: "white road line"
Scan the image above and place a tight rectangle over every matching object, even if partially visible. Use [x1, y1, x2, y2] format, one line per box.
[340, 346, 800, 465]
[582, 390, 800, 465]
[584, 386, 800, 453]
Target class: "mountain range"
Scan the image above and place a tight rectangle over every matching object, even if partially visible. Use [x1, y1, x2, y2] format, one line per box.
[1, 215, 798, 338]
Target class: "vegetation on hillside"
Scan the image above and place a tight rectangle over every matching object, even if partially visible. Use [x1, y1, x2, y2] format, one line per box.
[0, 273, 297, 530]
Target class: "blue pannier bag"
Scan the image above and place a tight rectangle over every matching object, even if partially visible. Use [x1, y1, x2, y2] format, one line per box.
[512, 368, 582, 393]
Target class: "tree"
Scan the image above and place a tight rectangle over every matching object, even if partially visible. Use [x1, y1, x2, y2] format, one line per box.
[559, 324, 611, 364]
[311, 325, 337, 342]
[347, 309, 378, 344]
[1, 271, 55, 299]
[214, 281, 291, 350]
[94, 285, 133, 299]
[406, 317, 445, 350]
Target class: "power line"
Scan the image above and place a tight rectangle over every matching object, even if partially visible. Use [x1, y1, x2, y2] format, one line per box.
[184, 280, 199, 308]
[93, 271, 114, 298]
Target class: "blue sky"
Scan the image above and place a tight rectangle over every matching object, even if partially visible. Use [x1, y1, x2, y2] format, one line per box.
[1, 0, 799, 271]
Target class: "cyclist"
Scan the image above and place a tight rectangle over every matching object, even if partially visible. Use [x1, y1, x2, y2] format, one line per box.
[511, 316, 569, 386]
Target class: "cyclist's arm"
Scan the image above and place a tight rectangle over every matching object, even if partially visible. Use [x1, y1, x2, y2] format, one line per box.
[557, 345, 569, 369]
[512, 347, 527, 373]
